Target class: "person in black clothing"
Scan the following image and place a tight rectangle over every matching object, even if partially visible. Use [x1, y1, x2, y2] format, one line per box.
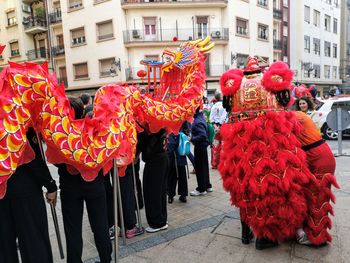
[167, 132, 188, 204]
[190, 107, 212, 196]
[138, 127, 169, 233]
[0, 127, 57, 263]
[58, 97, 111, 263]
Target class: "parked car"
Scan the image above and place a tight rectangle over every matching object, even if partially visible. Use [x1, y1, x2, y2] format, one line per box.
[311, 96, 350, 140]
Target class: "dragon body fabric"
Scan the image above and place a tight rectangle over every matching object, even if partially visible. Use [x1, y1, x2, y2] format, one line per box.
[219, 59, 338, 245]
[0, 38, 214, 199]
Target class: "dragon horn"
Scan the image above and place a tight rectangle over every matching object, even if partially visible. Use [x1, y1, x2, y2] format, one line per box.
[197, 36, 211, 47]
[189, 39, 202, 45]
[199, 42, 215, 53]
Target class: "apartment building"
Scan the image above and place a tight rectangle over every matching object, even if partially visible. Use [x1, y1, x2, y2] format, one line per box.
[273, 0, 290, 64]
[1, 0, 277, 92]
[290, 0, 341, 94]
[340, 0, 350, 91]
[229, 0, 273, 70]
[0, 0, 49, 70]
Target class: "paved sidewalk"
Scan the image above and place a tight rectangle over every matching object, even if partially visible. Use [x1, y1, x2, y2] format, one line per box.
[46, 142, 350, 263]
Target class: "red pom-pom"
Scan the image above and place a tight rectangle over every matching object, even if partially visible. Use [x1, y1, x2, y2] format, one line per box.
[262, 61, 294, 92]
[294, 84, 312, 98]
[173, 36, 178, 42]
[219, 69, 244, 96]
[137, 69, 147, 78]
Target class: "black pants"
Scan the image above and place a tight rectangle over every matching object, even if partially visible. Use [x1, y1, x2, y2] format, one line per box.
[61, 186, 111, 263]
[168, 165, 188, 198]
[0, 194, 53, 263]
[119, 165, 137, 230]
[143, 154, 169, 228]
[194, 146, 211, 192]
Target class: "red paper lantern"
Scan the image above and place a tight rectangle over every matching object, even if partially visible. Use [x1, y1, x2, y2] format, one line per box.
[137, 69, 147, 78]
[173, 36, 178, 42]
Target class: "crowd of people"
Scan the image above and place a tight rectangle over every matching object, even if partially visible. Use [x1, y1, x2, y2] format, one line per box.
[0, 69, 339, 262]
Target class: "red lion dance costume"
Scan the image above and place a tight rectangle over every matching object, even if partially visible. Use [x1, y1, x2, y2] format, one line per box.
[218, 58, 339, 247]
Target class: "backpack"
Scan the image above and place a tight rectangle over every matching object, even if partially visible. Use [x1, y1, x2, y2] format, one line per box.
[177, 132, 191, 156]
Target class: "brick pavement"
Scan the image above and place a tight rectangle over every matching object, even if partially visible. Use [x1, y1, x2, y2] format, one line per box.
[46, 143, 350, 263]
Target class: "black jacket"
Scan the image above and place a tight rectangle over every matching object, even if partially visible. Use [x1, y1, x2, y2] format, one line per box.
[166, 134, 187, 166]
[138, 129, 167, 163]
[191, 112, 209, 148]
[4, 128, 57, 199]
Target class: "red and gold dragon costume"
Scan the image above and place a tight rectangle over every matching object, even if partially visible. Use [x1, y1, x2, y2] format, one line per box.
[219, 58, 339, 245]
[0, 37, 214, 199]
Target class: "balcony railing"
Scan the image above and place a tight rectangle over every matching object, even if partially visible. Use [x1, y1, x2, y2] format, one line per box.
[273, 39, 282, 49]
[52, 45, 65, 56]
[49, 10, 62, 24]
[26, 48, 48, 61]
[23, 16, 47, 30]
[121, 0, 227, 3]
[123, 28, 229, 43]
[125, 64, 228, 80]
[273, 9, 282, 19]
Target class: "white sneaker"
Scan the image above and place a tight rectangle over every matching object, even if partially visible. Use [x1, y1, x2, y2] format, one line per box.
[296, 229, 312, 245]
[145, 224, 168, 233]
[190, 190, 207, 196]
[207, 188, 213, 192]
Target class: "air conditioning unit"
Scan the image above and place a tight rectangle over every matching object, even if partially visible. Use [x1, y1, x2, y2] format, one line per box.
[211, 31, 221, 38]
[132, 30, 140, 39]
[22, 4, 31, 13]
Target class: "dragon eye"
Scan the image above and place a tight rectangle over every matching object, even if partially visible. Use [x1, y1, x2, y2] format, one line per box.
[162, 54, 174, 63]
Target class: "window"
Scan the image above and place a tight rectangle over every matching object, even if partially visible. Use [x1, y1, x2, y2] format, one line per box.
[73, 62, 88, 79]
[257, 0, 268, 7]
[258, 24, 268, 40]
[304, 6, 310, 23]
[71, 27, 86, 45]
[236, 53, 249, 69]
[313, 38, 320, 55]
[7, 10, 17, 26]
[10, 41, 19, 57]
[196, 16, 208, 39]
[333, 18, 338, 34]
[333, 66, 337, 79]
[333, 44, 337, 58]
[313, 10, 320, 27]
[99, 57, 114, 77]
[324, 65, 331, 79]
[304, 35, 310, 53]
[324, 41, 331, 57]
[69, 0, 83, 11]
[144, 17, 157, 40]
[97, 20, 114, 41]
[313, 64, 320, 78]
[236, 18, 248, 36]
[326, 0, 331, 4]
[334, 0, 338, 7]
[325, 15, 331, 31]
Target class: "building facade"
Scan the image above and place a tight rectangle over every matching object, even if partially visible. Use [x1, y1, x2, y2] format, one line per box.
[1, 0, 277, 93]
[340, 0, 350, 91]
[290, 0, 341, 94]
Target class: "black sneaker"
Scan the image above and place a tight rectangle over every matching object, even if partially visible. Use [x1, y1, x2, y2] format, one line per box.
[255, 238, 278, 250]
[179, 196, 187, 203]
[109, 226, 115, 240]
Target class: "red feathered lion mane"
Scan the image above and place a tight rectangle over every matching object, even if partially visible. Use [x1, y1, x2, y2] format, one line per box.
[219, 69, 244, 96]
[262, 61, 294, 92]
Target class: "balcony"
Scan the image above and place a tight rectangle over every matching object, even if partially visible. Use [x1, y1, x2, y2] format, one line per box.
[273, 9, 282, 20]
[273, 39, 282, 50]
[121, 0, 228, 9]
[123, 28, 228, 47]
[52, 45, 65, 57]
[26, 48, 48, 61]
[125, 64, 228, 81]
[49, 10, 62, 24]
[23, 16, 47, 34]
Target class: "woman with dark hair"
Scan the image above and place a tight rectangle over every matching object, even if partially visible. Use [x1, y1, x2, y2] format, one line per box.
[295, 96, 315, 115]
